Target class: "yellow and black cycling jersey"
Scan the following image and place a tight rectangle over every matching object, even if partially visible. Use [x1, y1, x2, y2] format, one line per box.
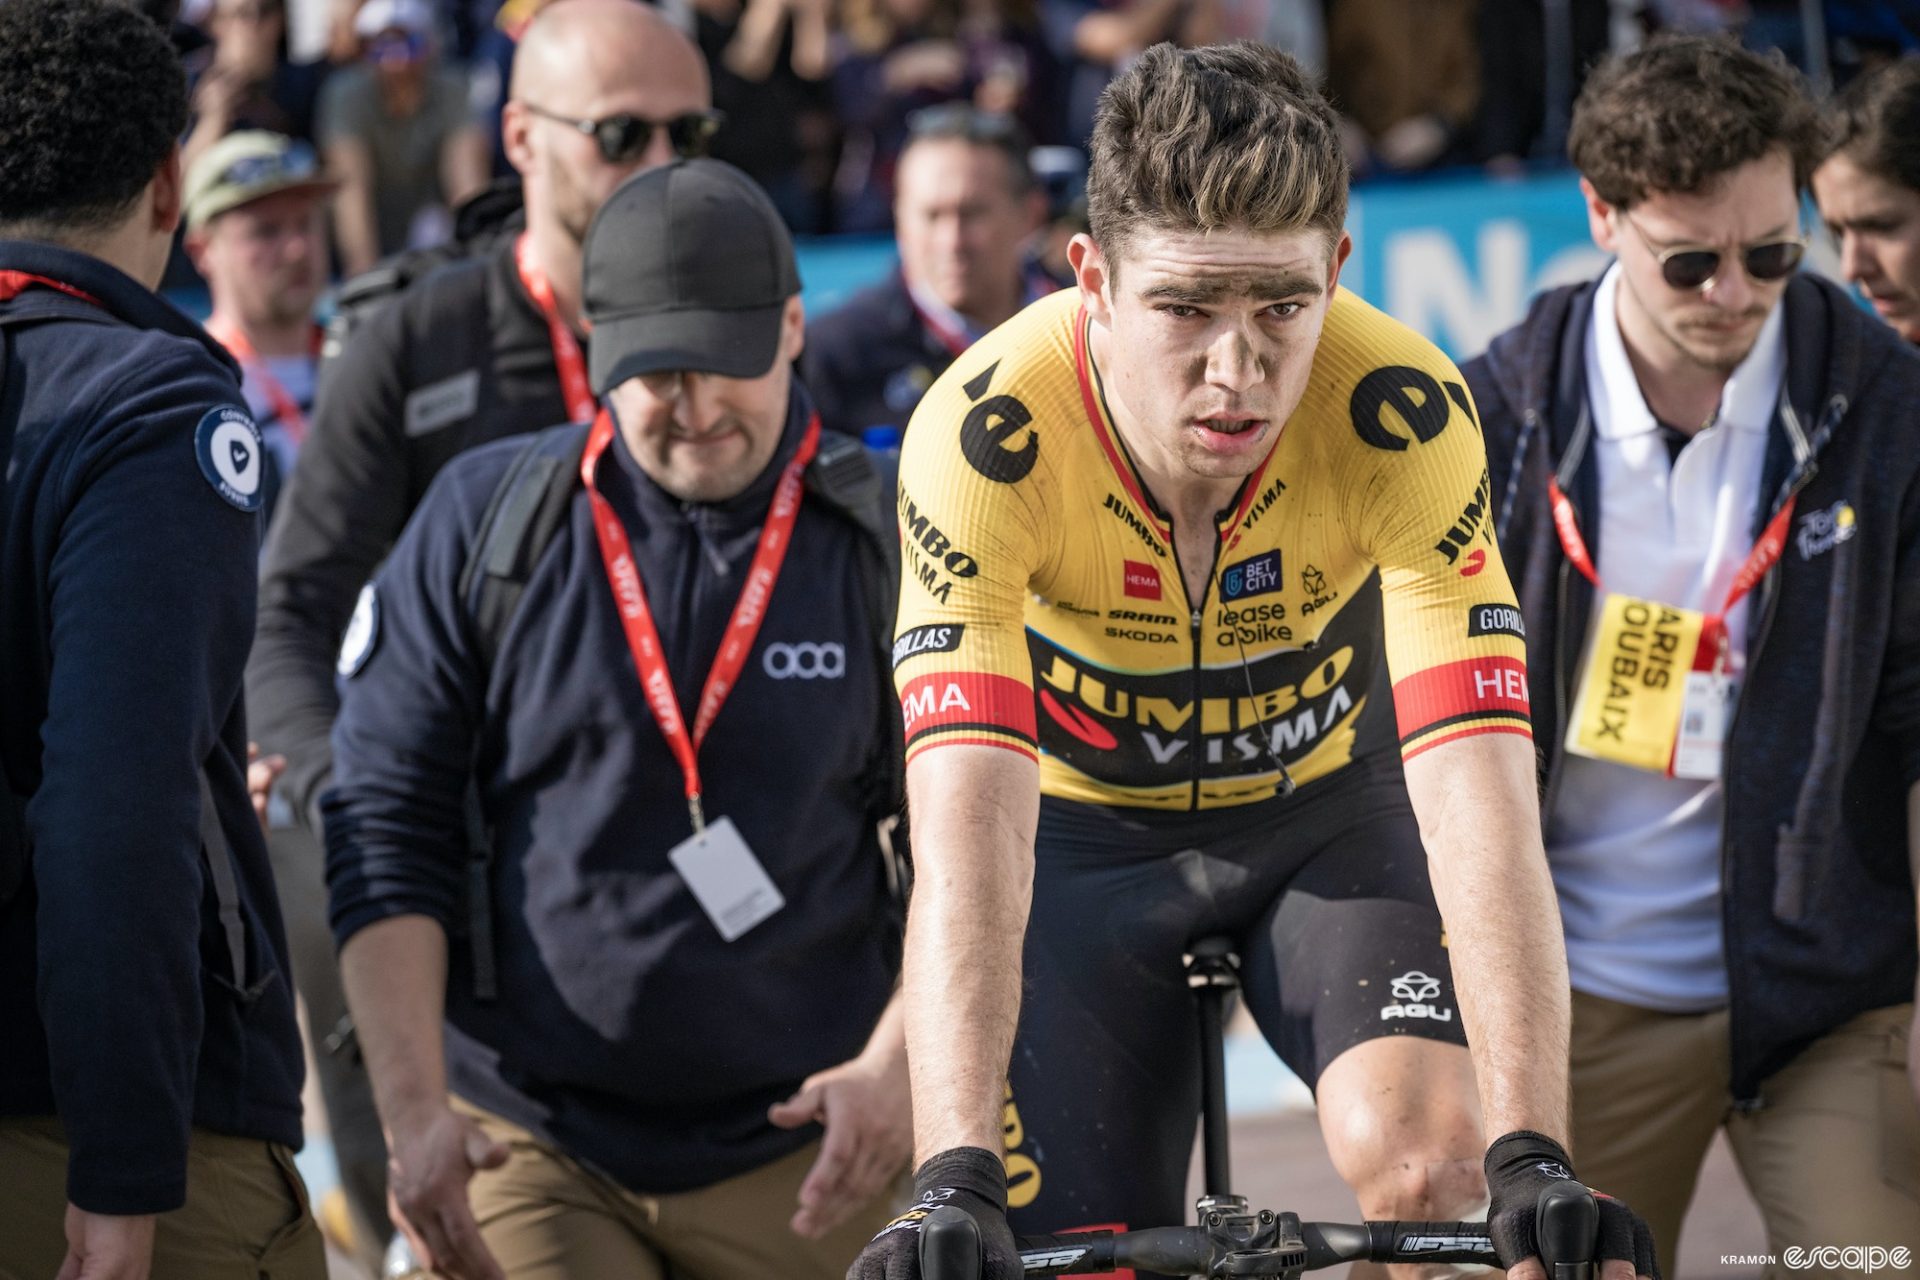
[891, 287, 1532, 810]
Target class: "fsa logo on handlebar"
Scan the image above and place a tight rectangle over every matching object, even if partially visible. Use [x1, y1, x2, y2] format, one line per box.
[1022, 1248, 1094, 1267]
[1399, 1236, 1496, 1255]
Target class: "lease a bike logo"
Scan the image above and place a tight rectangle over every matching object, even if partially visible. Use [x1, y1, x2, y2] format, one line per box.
[1350, 366, 1477, 452]
[762, 642, 845, 679]
[958, 361, 1038, 483]
[1380, 969, 1453, 1022]
[1221, 550, 1283, 602]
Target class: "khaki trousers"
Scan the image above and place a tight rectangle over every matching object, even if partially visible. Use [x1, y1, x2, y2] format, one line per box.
[456, 1097, 904, 1280]
[1570, 993, 1919, 1280]
[0, 1116, 326, 1280]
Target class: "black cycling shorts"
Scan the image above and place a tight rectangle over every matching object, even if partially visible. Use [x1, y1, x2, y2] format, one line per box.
[1002, 753, 1466, 1254]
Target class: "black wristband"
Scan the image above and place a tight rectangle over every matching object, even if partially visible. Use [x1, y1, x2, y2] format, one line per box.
[1484, 1129, 1578, 1184]
[912, 1145, 1010, 1213]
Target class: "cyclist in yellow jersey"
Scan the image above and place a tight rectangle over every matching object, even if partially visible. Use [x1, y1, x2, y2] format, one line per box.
[852, 41, 1655, 1280]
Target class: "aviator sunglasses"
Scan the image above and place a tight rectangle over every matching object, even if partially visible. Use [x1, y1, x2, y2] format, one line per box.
[1623, 212, 1808, 291]
[520, 102, 725, 163]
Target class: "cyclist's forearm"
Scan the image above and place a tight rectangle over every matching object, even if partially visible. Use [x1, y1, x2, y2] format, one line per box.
[1404, 734, 1571, 1144]
[901, 748, 1039, 1162]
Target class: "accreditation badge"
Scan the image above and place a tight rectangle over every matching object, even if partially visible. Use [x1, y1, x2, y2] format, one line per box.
[1563, 594, 1706, 775]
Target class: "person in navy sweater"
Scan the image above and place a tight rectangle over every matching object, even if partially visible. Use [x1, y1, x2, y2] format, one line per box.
[325, 159, 908, 1280]
[0, 2, 322, 1277]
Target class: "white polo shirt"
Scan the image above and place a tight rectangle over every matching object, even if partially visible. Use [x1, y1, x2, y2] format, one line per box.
[1545, 264, 1785, 1013]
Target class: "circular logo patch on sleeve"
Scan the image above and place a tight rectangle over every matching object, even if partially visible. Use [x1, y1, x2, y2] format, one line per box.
[337, 583, 380, 677]
[195, 406, 265, 512]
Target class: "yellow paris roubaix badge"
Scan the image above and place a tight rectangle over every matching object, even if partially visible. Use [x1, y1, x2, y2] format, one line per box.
[1565, 594, 1706, 773]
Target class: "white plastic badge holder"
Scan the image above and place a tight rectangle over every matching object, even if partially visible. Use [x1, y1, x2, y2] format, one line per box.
[668, 816, 784, 942]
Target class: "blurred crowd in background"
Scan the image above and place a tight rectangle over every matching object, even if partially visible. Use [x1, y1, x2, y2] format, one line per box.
[146, 0, 1920, 278]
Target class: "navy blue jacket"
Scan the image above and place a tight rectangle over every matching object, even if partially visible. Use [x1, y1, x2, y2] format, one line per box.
[801, 269, 956, 440]
[324, 386, 899, 1192]
[0, 242, 305, 1213]
[1464, 274, 1920, 1102]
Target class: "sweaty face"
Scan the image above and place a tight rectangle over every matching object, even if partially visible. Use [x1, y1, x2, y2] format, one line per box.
[1594, 150, 1801, 375]
[605, 298, 805, 504]
[894, 139, 1034, 318]
[1079, 225, 1347, 485]
[1813, 151, 1920, 344]
[200, 190, 329, 329]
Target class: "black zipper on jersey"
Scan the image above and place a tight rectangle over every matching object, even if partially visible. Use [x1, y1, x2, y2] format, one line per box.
[1168, 524, 1223, 812]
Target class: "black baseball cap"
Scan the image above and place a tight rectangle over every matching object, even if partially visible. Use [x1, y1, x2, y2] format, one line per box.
[583, 159, 801, 393]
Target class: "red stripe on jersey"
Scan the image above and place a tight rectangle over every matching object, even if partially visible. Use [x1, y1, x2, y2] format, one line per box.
[1401, 721, 1533, 762]
[1392, 656, 1531, 740]
[899, 672, 1038, 744]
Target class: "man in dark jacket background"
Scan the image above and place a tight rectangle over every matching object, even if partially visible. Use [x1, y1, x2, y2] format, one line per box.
[1464, 35, 1920, 1277]
[0, 2, 321, 1276]
[325, 159, 908, 1280]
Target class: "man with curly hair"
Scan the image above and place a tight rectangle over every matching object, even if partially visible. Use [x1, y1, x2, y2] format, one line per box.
[1466, 36, 1920, 1277]
[0, 1, 324, 1277]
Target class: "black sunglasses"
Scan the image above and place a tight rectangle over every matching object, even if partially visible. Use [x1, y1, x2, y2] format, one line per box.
[1623, 213, 1807, 291]
[520, 102, 725, 163]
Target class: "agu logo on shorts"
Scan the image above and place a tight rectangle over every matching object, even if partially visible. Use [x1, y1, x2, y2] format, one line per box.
[1380, 969, 1453, 1022]
[195, 406, 264, 512]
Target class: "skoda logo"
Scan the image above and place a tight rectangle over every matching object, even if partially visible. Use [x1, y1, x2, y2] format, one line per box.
[763, 642, 846, 680]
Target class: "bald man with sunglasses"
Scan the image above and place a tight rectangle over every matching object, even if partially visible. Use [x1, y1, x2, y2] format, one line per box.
[247, 0, 715, 1254]
[1464, 36, 1920, 1278]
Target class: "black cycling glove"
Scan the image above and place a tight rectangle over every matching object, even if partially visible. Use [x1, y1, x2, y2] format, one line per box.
[1485, 1130, 1660, 1280]
[847, 1146, 1023, 1280]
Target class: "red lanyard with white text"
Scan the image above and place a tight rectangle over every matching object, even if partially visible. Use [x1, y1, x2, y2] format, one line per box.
[1547, 475, 1796, 670]
[205, 317, 316, 446]
[515, 233, 595, 423]
[580, 406, 821, 830]
[0, 271, 100, 307]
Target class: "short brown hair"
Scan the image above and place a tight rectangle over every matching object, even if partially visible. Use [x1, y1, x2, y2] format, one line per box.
[1568, 35, 1823, 208]
[1086, 41, 1347, 264]
[1824, 58, 1920, 195]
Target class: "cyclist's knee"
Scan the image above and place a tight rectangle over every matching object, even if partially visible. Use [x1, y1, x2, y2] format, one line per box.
[1344, 1149, 1486, 1221]
[1320, 1086, 1485, 1219]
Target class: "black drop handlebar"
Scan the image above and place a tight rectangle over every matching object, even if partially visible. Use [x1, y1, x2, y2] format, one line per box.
[918, 1184, 1603, 1278]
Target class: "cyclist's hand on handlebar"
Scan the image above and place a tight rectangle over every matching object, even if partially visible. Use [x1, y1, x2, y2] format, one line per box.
[1485, 1131, 1659, 1280]
[846, 1147, 1021, 1280]
[769, 1047, 913, 1238]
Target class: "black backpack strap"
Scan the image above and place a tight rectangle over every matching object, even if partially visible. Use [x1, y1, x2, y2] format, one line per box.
[453, 422, 587, 1001]
[197, 769, 248, 991]
[805, 433, 905, 838]
[0, 315, 23, 907]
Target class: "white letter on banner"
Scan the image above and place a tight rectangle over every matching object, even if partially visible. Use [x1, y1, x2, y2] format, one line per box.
[1386, 223, 1529, 358]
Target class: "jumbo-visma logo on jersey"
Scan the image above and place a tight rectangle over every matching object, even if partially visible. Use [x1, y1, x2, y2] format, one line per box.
[1020, 599, 1381, 798]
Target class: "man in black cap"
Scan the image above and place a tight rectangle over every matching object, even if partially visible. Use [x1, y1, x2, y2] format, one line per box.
[323, 157, 909, 1280]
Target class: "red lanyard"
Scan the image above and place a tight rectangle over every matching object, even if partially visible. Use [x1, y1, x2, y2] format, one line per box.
[907, 288, 973, 359]
[205, 317, 316, 446]
[1547, 476, 1796, 670]
[580, 406, 821, 830]
[516, 233, 595, 423]
[0, 271, 100, 307]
